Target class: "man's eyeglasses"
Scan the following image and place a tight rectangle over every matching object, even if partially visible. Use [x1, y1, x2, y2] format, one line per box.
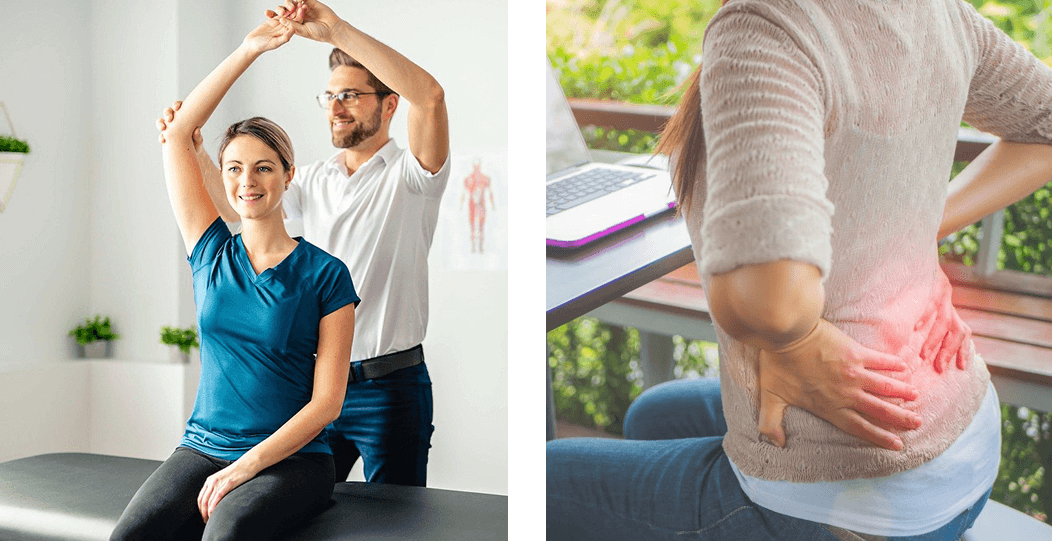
[316, 90, 390, 109]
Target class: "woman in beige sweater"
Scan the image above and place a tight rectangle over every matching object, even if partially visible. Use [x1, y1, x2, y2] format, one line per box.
[547, 0, 1052, 539]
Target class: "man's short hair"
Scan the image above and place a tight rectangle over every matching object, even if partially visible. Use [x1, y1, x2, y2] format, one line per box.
[328, 48, 396, 96]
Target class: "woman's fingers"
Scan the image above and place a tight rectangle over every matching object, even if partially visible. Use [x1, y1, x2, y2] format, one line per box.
[860, 349, 907, 372]
[955, 316, 972, 371]
[859, 370, 918, 400]
[940, 324, 967, 373]
[197, 474, 229, 522]
[834, 409, 904, 451]
[854, 391, 921, 431]
[956, 325, 972, 370]
[282, 1, 298, 19]
[935, 331, 954, 374]
[932, 310, 971, 373]
[197, 479, 213, 522]
[207, 479, 229, 519]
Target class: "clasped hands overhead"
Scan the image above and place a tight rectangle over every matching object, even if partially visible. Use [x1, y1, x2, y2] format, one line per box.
[155, 0, 343, 147]
[758, 269, 971, 451]
[239, 0, 346, 58]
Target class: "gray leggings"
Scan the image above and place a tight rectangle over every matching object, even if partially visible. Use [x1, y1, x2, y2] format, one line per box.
[110, 446, 334, 541]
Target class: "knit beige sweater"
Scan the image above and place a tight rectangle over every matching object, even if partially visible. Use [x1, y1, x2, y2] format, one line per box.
[682, 0, 1052, 482]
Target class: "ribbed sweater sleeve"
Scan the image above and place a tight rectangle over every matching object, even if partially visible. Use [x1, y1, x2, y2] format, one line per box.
[699, 8, 835, 280]
[959, 0, 1052, 143]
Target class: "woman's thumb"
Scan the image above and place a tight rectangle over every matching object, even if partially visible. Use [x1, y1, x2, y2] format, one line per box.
[758, 390, 788, 447]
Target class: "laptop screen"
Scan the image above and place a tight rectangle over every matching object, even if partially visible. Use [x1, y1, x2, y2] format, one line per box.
[546, 59, 592, 176]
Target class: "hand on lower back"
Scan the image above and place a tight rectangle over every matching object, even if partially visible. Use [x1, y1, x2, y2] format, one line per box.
[757, 318, 922, 451]
[916, 267, 972, 373]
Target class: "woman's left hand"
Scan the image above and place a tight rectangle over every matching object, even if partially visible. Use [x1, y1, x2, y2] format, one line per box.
[242, 16, 295, 56]
[758, 318, 922, 451]
[197, 461, 258, 522]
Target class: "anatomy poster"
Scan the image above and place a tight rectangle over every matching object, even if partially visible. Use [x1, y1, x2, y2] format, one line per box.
[433, 152, 507, 271]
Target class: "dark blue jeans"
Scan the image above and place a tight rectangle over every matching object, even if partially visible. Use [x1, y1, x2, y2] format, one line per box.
[547, 378, 992, 541]
[330, 360, 435, 486]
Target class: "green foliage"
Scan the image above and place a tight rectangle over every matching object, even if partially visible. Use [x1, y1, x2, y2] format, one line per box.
[548, 318, 641, 435]
[1000, 183, 1052, 274]
[160, 326, 199, 354]
[68, 315, 120, 345]
[938, 161, 1052, 276]
[548, 44, 690, 104]
[547, 317, 718, 435]
[993, 404, 1050, 522]
[967, 0, 1052, 65]
[0, 134, 29, 153]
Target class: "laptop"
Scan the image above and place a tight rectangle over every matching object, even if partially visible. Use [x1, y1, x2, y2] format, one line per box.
[546, 58, 676, 248]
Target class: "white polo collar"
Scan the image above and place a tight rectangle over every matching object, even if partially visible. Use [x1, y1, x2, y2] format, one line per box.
[324, 138, 399, 177]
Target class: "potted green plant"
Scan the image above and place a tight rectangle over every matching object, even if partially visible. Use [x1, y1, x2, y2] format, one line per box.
[160, 325, 199, 363]
[0, 135, 30, 153]
[0, 102, 29, 213]
[69, 315, 120, 359]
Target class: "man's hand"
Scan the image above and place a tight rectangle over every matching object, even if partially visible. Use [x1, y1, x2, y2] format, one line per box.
[758, 318, 922, 451]
[156, 101, 203, 150]
[268, 0, 342, 44]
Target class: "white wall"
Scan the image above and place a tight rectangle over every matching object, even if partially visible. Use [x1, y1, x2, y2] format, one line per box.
[0, 360, 196, 464]
[0, 363, 91, 462]
[0, 0, 508, 496]
[89, 0, 183, 362]
[0, 0, 93, 366]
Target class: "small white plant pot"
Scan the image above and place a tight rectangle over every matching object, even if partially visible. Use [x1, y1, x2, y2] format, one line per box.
[78, 341, 113, 359]
[0, 152, 26, 213]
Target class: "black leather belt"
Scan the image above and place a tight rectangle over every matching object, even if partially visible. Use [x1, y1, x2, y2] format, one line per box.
[348, 344, 424, 384]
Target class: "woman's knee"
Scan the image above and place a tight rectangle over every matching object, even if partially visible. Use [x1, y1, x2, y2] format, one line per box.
[201, 517, 243, 541]
[624, 378, 723, 440]
[109, 520, 144, 541]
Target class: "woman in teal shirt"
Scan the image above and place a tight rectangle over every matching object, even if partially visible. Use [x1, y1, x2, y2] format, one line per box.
[111, 15, 357, 541]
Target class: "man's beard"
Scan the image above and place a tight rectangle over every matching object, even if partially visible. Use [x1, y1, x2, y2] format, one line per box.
[332, 106, 382, 149]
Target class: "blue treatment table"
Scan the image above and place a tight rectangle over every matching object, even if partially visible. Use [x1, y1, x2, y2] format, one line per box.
[0, 453, 507, 541]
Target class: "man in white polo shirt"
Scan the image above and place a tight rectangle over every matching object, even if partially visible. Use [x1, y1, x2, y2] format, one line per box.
[162, 0, 449, 486]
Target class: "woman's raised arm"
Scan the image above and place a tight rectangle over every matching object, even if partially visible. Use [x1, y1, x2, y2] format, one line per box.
[161, 17, 294, 254]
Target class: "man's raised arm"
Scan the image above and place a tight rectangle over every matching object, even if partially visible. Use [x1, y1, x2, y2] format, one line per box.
[273, 0, 449, 173]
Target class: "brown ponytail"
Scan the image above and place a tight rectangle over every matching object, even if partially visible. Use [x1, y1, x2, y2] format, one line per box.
[654, 0, 730, 214]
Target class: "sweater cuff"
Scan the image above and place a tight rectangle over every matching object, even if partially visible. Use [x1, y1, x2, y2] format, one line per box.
[700, 194, 833, 280]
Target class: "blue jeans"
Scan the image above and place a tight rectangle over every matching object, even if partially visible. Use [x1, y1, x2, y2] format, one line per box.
[547, 378, 992, 541]
[330, 360, 435, 486]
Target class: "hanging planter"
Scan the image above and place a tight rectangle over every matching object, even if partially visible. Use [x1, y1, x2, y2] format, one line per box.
[0, 102, 29, 213]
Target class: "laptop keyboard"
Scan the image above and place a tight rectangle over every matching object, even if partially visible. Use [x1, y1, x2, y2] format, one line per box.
[546, 168, 654, 216]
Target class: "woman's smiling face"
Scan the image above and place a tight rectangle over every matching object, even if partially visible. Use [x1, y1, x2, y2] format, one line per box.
[221, 134, 292, 222]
